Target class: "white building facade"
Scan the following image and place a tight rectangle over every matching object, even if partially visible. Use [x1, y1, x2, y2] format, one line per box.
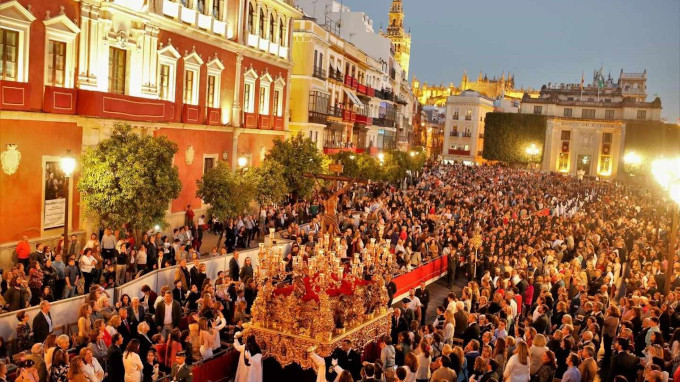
[443, 90, 494, 164]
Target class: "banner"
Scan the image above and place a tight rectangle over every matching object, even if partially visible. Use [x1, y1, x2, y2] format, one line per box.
[44, 160, 66, 229]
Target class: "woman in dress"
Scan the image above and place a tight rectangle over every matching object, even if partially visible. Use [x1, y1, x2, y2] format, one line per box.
[414, 340, 431, 382]
[163, 329, 183, 370]
[198, 318, 214, 360]
[49, 348, 70, 382]
[503, 340, 530, 382]
[123, 339, 143, 382]
[15, 311, 32, 352]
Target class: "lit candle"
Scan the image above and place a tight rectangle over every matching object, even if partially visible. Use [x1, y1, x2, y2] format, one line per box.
[269, 228, 275, 239]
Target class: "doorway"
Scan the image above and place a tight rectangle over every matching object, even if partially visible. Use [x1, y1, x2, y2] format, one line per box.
[577, 154, 591, 175]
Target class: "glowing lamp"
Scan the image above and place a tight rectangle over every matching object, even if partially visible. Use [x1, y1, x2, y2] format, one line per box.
[60, 152, 76, 177]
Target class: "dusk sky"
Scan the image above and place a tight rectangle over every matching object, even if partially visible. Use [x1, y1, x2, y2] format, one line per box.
[339, 0, 680, 123]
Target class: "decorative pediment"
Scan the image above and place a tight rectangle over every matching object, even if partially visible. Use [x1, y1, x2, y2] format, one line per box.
[43, 13, 81, 35]
[158, 42, 181, 60]
[183, 48, 204, 66]
[244, 66, 258, 80]
[259, 70, 273, 84]
[274, 75, 286, 87]
[0, 0, 36, 23]
[206, 55, 225, 71]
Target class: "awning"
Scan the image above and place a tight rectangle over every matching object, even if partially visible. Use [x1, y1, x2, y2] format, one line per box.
[343, 89, 363, 106]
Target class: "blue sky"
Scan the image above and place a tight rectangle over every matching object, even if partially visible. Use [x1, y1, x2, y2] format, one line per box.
[339, 0, 680, 123]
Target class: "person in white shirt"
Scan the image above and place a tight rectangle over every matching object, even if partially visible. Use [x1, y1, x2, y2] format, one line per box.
[80, 248, 97, 294]
[80, 347, 104, 382]
[123, 339, 143, 382]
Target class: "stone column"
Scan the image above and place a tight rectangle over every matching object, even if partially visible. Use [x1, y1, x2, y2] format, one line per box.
[231, 130, 241, 170]
[232, 53, 243, 127]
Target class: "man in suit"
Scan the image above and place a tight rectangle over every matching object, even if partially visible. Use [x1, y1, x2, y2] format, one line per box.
[415, 282, 430, 325]
[531, 305, 551, 334]
[578, 346, 597, 382]
[175, 259, 191, 291]
[65, 234, 82, 260]
[390, 309, 408, 344]
[29, 243, 45, 267]
[173, 279, 188, 307]
[107, 334, 124, 382]
[127, 297, 146, 326]
[155, 291, 182, 335]
[229, 251, 240, 282]
[118, 308, 133, 345]
[386, 275, 397, 307]
[137, 322, 154, 364]
[32, 301, 53, 344]
[170, 351, 193, 382]
[453, 301, 468, 338]
[462, 313, 480, 347]
[446, 247, 457, 288]
[608, 338, 640, 382]
[330, 339, 361, 381]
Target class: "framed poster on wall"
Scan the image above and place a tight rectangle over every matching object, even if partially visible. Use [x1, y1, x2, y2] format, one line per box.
[44, 160, 66, 229]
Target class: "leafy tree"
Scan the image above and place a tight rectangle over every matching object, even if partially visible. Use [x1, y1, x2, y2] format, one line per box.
[624, 120, 680, 173]
[78, 123, 181, 237]
[482, 113, 547, 164]
[249, 159, 288, 208]
[266, 134, 325, 200]
[196, 162, 255, 249]
[330, 152, 382, 180]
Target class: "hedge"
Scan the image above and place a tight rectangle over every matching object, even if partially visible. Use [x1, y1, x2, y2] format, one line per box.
[624, 120, 680, 160]
[482, 113, 547, 163]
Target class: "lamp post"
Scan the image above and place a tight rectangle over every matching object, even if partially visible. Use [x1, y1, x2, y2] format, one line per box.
[651, 157, 680, 296]
[237, 155, 248, 171]
[60, 151, 76, 247]
[525, 143, 540, 171]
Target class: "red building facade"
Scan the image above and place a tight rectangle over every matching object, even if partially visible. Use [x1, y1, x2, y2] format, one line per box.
[0, 0, 301, 262]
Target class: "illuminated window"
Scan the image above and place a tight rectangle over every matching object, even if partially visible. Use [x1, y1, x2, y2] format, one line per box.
[465, 109, 472, 120]
[108, 47, 126, 94]
[274, 89, 282, 116]
[183, 70, 195, 104]
[244, 82, 254, 113]
[558, 153, 569, 171]
[46, 40, 66, 86]
[599, 155, 611, 174]
[259, 86, 269, 115]
[0, 29, 18, 81]
[207, 75, 217, 108]
[247, 3, 255, 33]
[159, 64, 170, 100]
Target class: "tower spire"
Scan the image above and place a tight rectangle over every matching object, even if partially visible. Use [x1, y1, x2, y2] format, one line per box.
[384, 0, 411, 77]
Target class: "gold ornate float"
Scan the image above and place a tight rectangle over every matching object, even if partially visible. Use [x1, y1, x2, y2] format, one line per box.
[245, 232, 393, 369]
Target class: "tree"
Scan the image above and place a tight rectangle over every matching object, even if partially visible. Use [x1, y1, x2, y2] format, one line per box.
[482, 113, 547, 164]
[330, 151, 382, 180]
[196, 162, 255, 249]
[249, 159, 288, 208]
[266, 134, 326, 200]
[78, 123, 181, 237]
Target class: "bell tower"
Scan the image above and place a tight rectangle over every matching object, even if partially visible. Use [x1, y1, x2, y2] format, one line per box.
[384, 0, 411, 77]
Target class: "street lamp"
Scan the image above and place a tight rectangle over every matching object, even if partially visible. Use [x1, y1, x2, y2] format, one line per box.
[525, 143, 540, 170]
[409, 151, 416, 157]
[60, 151, 76, 247]
[237, 155, 248, 169]
[651, 157, 680, 296]
[377, 152, 385, 163]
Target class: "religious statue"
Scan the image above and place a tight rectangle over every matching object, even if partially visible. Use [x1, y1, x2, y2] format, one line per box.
[319, 181, 353, 238]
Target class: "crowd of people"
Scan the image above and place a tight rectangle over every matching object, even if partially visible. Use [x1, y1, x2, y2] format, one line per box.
[1, 162, 678, 382]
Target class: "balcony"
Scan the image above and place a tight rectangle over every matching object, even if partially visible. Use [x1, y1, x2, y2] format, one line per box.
[344, 75, 354, 88]
[243, 112, 282, 130]
[274, 116, 284, 130]
[206, 107, 221, 126]
[328, 106, 343, 118]
[328, 69, 343, 82]
[43, 86, 77, 114]
[356, 84, 367, 95]
[76, 89, 177, 122]
[374, 117, 395, 128]
[259, 114, 272, 129]
[355, 114, 372, 125]
[351, 77, 358, 89]
[462, 132, 472, 138]
[269, 42, 279, 56]
[308, 111, 328, 124]
[182, 104, 203, 124]
[367, 87, 375, 97]
[342, 109, 356, 123]
[448, 149, 471, 156]
[0, 80, 31, 111]
[312, 66, 327, 80]
[376, 89, 395, 102]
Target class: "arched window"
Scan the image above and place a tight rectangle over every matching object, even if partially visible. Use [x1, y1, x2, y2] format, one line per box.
[259, 9, 265, 38]
[247, 3, 254, 33]
[279, 18, 285, 46]
[269, 13, 275, 42]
